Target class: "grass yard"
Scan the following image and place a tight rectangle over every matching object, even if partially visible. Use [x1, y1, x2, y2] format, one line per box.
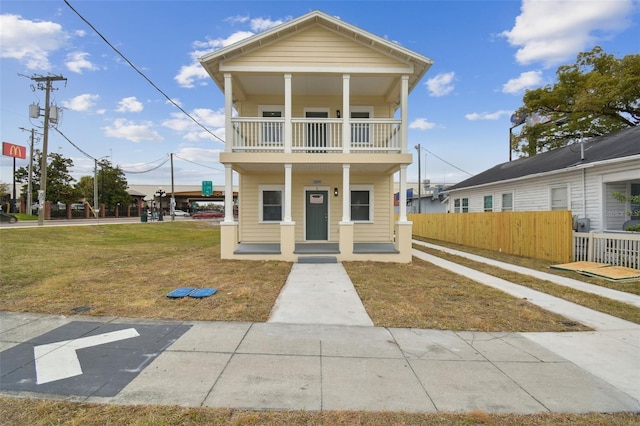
[2, 222, 639, 425]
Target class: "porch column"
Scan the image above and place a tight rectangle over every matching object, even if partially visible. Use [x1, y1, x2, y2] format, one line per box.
[224, 73, 233, 153]
[339, 163, 354, 258]
[284, 74, 292, 153]
[342, 164, 351, 222]
[399, 165, 408, 222]
[224, 164, 234, 223]
[342, 74, 350, 153]
[400, 75, 409, 153]
[284, 163, 293, 222]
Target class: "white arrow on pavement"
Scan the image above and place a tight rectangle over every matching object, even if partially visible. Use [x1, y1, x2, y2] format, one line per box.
[34, 328, 140, 384]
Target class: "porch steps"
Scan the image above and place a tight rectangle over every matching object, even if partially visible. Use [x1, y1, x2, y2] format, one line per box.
[297, 256, 338, 264]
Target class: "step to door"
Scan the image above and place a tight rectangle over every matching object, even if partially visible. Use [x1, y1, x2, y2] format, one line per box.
[297, 256, 338, 264]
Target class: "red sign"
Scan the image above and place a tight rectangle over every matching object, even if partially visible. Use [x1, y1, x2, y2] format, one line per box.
[2, 142, 26, 159]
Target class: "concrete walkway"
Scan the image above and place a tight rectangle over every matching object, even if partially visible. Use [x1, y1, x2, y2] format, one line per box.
[1, 244, 639, 414]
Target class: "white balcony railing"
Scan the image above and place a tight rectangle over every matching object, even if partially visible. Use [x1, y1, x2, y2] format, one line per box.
[231, 117, 402, 153]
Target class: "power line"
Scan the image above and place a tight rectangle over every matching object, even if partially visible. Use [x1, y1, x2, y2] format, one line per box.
[173, 154, 224, 171]
[64, 0, 225, 145]
[121, 157, 170, 174]
[422, 147, 474, 177]
[53, 128, 95, 161]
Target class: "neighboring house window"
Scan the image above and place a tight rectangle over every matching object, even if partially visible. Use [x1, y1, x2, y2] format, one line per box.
[454, 198, 461, 213]
[483, 195, 493, 212]
[501, 192, 513, 211]
[462, 198, 469, 213]
[259, 106, 284, 145]
[550, 186, 568, 210]
[259, 185, 284, 222]
[351, 185, 373, 221]
[632, 184, 640, 220]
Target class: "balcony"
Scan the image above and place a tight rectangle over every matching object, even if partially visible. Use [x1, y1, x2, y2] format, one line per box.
[230, 117, 402, 154]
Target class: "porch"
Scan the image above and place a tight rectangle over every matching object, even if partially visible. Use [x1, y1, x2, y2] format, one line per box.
[231, 117, 402, 154]
[234, 241, 399, 256]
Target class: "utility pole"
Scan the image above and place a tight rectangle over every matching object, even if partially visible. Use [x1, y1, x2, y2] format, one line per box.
[18, 127, 40, 216]
[29, 75, 66, 225]
[170, 153, 175, 221]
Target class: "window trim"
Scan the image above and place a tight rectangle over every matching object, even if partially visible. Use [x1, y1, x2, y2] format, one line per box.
[259, 184, 284, 223]
[350, 184, 374, 223]
[549, 184, 569, 211]
[462, 197, 469, 213]
[258, 105, 284, 145]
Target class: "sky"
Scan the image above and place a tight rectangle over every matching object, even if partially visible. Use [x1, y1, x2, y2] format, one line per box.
[1, 0, 639, 191]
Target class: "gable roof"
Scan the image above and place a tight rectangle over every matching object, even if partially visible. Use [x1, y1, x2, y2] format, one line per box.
[449, 126, 640, 191]
[199, 10, 433, 95]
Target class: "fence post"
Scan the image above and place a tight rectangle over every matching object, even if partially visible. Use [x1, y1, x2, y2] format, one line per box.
[587, 231, 595, 262]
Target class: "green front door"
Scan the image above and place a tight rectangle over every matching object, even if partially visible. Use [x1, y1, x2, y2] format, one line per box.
[306, 190, 328, 240]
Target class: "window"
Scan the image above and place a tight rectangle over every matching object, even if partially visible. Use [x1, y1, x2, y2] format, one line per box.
[483, 195, 493, 212]
[259, 106, 284, 145]
[259, 185, 284, 222]
[454, 198, 461, 213]
[351, 185, 373, 221]
[351, 110, 371, 145]
[501, 192, 513, 211]
[462, 198, 469, 213]
[632, 184, 640, 220]
[550, 186, 568, 210]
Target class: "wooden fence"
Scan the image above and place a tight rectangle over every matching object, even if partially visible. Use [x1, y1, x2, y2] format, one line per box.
[409, 211, 574, 264]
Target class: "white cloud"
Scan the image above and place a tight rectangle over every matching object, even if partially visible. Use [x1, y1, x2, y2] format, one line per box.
[465, 110, 512, 121]
[176, 31, 254, 88]
[249, 17, 287, 32]
[116, 97, 144, 113]
[175, 147, 222, 165]
[225, 15, 250, 25]
[409, 118, 436, 130]
[425, 72, 455, 97]
[0, 14, 68, 70]
[502, 71, 543, 94]
[501, 0, 634, 67]
[162, 108, 225, 141]
[65, 51, 98, 73]
[61, 93, 100, 112]
[103, 118, 163, 143]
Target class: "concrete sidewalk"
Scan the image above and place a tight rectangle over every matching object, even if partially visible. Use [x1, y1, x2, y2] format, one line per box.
[1, 246, 639, 414]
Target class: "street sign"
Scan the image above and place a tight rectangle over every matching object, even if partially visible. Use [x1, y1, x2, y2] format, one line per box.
[202, 180, 213, 196]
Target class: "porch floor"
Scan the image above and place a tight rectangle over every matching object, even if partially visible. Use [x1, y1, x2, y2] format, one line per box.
[233, 242, 398, 255]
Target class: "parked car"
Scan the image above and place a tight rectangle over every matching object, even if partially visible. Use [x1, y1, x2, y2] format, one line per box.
[172, 209, 190, 216]
[191, 210, 224, 219]
[0, 211, 18, 223]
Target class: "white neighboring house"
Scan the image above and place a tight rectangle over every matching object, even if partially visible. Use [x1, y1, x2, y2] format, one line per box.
[446, 126, 640, 233]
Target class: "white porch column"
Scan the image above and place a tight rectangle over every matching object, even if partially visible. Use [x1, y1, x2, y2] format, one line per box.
[224, 164, 234, 223]
[342, 74, 350, 153]
[284, 74, 292, 153]
[399, 165, 408, 222]
[284, 163, 293, 222]
[342, 164, 351, 222]
[224, 73, 233, 153]
[400, 75, 409, 154]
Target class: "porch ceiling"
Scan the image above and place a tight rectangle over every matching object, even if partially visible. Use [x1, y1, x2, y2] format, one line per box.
[235, 74, 396, 97]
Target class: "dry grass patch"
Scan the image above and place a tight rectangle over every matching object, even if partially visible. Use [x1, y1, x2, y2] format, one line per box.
[0, 222, 290, 322]
[412, 242, 640, 325]
[1, 398, 638, 425]
[344, 258, 590, 332]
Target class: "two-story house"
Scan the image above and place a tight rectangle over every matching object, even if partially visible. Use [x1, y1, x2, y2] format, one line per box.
[199, 10, 433, 262]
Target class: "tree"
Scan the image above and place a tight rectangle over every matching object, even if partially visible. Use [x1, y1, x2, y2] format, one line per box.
[512, 47, 640, 156]
[95, 160, 130, 210]
[75, 175, 95, 206]
[14, 150, 79, 204]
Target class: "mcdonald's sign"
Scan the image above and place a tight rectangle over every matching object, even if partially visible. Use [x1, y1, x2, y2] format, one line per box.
[2, 142, 27, 159]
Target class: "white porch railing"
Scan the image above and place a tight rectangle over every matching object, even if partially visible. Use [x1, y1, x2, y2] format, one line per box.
[231, 117, 402, 153]
[573, 231, 640, 269]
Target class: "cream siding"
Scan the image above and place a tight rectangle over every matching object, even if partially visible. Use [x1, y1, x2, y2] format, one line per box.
[238, 95, 393, 119]
[224, 26, 408, 70]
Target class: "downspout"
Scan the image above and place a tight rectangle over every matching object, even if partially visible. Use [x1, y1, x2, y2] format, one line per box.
[581, 140, 586, 218]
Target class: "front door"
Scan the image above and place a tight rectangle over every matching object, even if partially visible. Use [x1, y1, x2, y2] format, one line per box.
[306, 190, 328, 240]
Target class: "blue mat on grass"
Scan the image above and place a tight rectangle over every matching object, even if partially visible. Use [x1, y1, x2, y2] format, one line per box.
[188, 288, 217, 298]
[167, 287, 197, 298]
